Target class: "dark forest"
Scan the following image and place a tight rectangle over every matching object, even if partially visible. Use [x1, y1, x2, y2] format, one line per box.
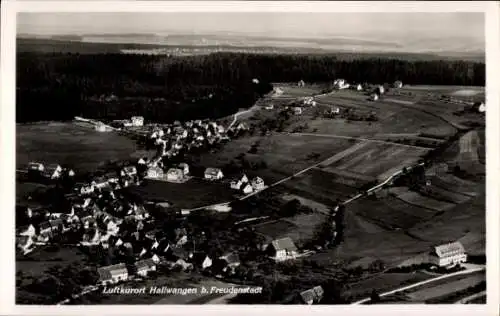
[17, 52, 485, 123]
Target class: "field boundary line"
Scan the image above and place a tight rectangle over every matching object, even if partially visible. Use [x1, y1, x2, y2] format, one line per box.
[282, 132, 431, 150]
[351, 267, 485, 305]
[454, 290, 486, 304]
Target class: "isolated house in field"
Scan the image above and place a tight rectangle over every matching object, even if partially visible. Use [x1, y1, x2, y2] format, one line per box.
[44, 164, 62, 179]
[472, 101, 486, 113]
[145, 166, 164, 179]
[98, 263, 129, 285]
[27, 162, 45, 175]
[230, 173, 249, 190]
[267, 237, 299, 262]
[273, 87, 284, 96]
[377, 85, 385, 95]
[298, 80, 305, 87]
[95, 122, 113, 132]
[299, 286, 324, 305]
[218, 252, 241, 273]
[178, 163, 190, 176]
[251, 177, 265, 191]
[131, 116, 144, 127]
[134, 258, 157, 277]
[370, 93, 379, 101]
[429, 241, 467, 267]
[204, 168, 224, 180]
[166, 168, 185, 182]
[333, 79, 349, 89]
[393, 80, 403, 89]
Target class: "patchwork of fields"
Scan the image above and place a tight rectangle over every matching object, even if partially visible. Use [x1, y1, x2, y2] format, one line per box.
[16, 84, 486, 303]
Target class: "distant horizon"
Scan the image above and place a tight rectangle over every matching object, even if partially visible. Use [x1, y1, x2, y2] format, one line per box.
[17, 12, 485, 54]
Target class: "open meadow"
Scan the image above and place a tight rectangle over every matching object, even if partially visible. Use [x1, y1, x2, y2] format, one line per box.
[125, 178, 235, 209]
[16, 122, 143, 174]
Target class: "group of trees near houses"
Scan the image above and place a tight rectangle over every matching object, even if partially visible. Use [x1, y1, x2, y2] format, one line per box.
[17, 52, 484, 123]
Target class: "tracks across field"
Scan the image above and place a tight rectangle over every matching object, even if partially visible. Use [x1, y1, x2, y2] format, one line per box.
[281, 132, 430, 150]
[351, 266, 485, 305]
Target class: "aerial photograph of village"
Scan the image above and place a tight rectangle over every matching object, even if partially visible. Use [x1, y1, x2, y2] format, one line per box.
[14, 10, 486, 305]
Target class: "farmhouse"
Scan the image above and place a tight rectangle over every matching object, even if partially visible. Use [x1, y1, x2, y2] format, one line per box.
[370, 93, 379, 101]
[273, 87, 284, 96]
[267, 237, 299, 262]
[204, 168, 224, 180]
[18, 224, 36, 238]
[131, 116, 144, 127]
[298, 286, 324, 305]
[429, 241, 467, 267]
[28, 162, 45, 173]
[134, 258, 157, 277]
[242, 183, 254, 194]
[190, 252, 213, 270]
[98, 263, 129, 285]
[121, 166, 138, 178]
[16, 235, 34, 254]
[230, 173, 249, 190]
[44, 164, 62, 179]
[377, 85, 385, 95]
[472, 102, 486, 113]
[166, 168, 185, 182]
[95, 122, 113, 132]
[251, 177, 265, 191]
[145, 166, 164, 179]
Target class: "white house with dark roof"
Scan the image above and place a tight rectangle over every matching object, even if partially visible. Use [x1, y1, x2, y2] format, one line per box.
[299, 285, 324, 305]
[44, 164, 62, 179]
[131, 116, 144, 127]
[204, 168, 224, 181]
[16, 235, 34, 255]
[251, 177, 265, 191]
[230, 173, 249, 190]
[145, 166, 164, 179]
[98, 263, 129, 285]
[166, 168, 185, 182]
[429, 241, 467, 267]
[267, 237, 299, 262]
[242, 183, 254, 194]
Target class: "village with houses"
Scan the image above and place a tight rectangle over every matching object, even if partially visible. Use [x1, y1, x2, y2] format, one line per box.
[15, 73, 487, 306]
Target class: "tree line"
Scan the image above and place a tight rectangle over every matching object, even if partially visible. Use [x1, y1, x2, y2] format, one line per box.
[17, 52, 485, 123]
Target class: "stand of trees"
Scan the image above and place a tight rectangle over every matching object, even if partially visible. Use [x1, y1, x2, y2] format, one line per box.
[17, 52, 484, 123]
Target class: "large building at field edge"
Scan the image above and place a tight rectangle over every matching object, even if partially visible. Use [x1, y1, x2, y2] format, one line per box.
[429, 241, 467, 267]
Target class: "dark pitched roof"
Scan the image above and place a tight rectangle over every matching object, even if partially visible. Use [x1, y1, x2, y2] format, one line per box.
[135, 258, 156, 270]
[98, 263, 128, 281]
[220, 252, 240, 265]
[299, 289, 316, 304]
[433, 241, 465, 258]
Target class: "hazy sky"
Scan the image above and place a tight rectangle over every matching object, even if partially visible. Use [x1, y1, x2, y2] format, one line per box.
[18, 12, 484, 42]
